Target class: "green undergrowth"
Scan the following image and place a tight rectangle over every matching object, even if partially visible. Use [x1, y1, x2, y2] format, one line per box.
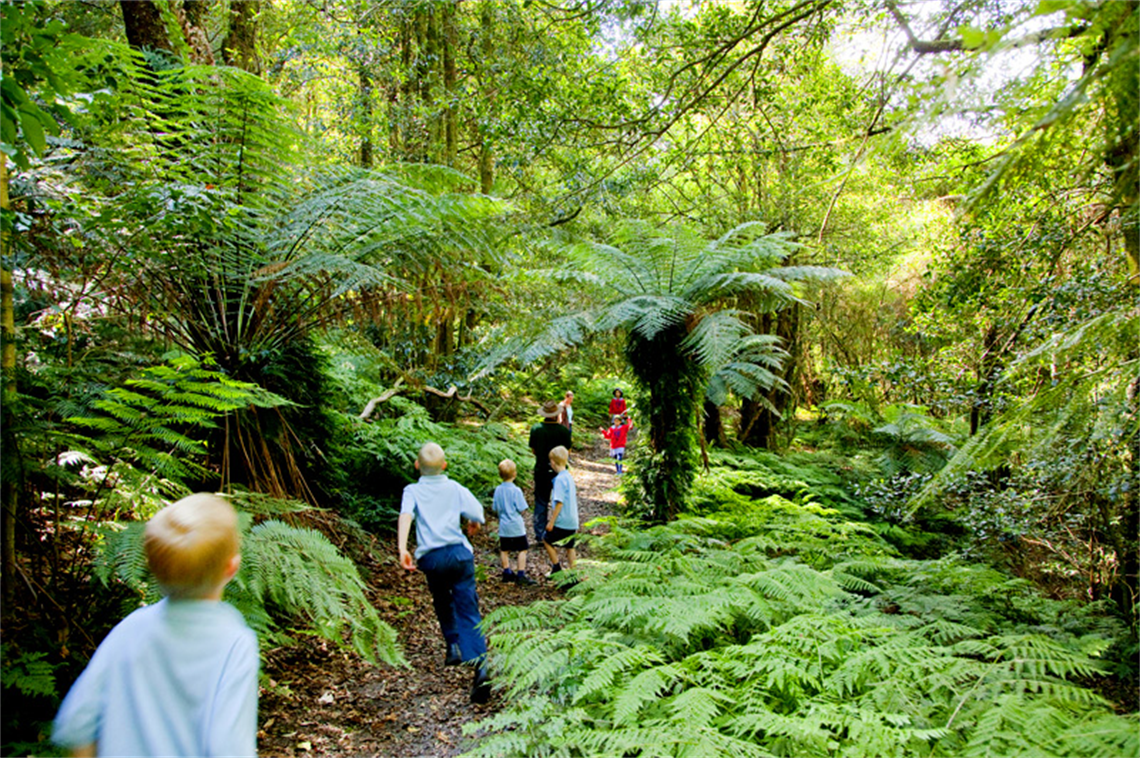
[328, 396, 531, 532]
[466, 478, 1135, 757]
[94, 490, 406, 668]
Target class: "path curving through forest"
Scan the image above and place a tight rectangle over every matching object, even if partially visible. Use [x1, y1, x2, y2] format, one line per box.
[258, 435, 621, 757]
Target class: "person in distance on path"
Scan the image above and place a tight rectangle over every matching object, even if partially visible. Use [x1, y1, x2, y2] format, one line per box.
[529, 400, 571, 546]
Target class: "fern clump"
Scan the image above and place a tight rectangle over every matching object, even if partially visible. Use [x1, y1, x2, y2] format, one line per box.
[94, 491, 404, 667]
[465, 498, 1134, 757]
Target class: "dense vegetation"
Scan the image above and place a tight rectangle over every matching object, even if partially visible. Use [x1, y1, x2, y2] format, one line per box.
[1, 0, 1135, 756]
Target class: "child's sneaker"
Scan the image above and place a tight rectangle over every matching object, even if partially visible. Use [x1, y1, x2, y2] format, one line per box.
[515, 573, 537, 587]
[500, 569, 515, 583]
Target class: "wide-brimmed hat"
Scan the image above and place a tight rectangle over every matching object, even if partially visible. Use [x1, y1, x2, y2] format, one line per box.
[539, 400, 562, 419]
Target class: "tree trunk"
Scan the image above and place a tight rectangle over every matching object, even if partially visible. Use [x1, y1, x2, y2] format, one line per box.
[359, 66, 374, 168]
[970, 324, 1002, 436]
[180, 0, 215, 64]
[1110, 357, 1140, 619]
[1, 154, 16, 608]
[739, 305, 799, 449]
[222, 0, 261, 74]
[120, 0, 174, 55]
[477, 2, 495, 193]
[442, 2, 458, 166]
[703, 399, 725, 448]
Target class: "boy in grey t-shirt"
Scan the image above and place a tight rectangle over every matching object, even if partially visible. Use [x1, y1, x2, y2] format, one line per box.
[398, 442, 492, 703]
[492, 459, 536, 586]
[543, 445, 579, 574]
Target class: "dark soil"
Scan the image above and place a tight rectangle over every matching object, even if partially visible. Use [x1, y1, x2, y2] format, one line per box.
[257, 436, 623, 757]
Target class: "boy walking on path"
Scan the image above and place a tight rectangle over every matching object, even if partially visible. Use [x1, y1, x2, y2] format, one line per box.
[53, 494, 259, 758]
[397, 442, 492, 703]
[529, 400, 572, 545]
[492, 459, 536, 586]
[601, 415, 634, 475]
[543, 445, 579, 574]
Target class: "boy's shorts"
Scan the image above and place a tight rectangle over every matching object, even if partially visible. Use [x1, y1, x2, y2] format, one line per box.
[544, 527, 577, 548]
[610, 447, 625, 458]
[499, 535, 528, 552]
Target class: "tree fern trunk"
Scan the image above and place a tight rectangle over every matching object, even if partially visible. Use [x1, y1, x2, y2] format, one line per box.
[626, 325, 702, 523]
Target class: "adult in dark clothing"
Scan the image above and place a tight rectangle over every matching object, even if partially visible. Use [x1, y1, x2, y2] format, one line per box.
[529, 400, 572, 545]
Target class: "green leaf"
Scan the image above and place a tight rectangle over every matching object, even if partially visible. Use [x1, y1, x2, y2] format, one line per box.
[17, 107, 47, 155]
[958, 26, 986, 49]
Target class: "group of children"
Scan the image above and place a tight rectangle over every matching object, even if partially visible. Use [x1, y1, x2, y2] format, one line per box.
[52, 391, 628, 755]
[602, 388, 634, 475]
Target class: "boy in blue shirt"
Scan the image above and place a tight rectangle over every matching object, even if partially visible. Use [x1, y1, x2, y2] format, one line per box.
[397, 442, 492, 703]
[542, 445, 579, 574]
[492, 459, 537, 586]
[53, 493, 258, 758]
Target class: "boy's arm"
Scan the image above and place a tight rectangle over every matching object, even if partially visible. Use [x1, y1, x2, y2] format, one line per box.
[397, 513, 416, 570]
[547, 501, 563, 530]
[205, 631, 259, 758]
[457, 485, 485, 524]
[53, 636, 111, 754]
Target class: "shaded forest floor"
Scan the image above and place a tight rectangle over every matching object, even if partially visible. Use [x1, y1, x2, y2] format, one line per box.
[258, 435, 622, 757]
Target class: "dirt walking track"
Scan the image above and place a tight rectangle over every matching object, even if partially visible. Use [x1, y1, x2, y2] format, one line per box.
[258, 437, 621, 757]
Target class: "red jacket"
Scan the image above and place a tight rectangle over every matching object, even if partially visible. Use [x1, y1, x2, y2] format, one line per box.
[608, 397, 627, 415]
[603, 422, 631, 449]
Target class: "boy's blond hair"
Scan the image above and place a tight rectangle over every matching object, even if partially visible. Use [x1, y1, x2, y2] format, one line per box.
[549, 446, 569, 467]
[417, 442, 446, 475]
[498, 459, 517, 481]
[145, 494, 240, 599]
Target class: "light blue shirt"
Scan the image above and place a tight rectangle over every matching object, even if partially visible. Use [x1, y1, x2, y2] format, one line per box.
[401, 474, 485, 559]
[492, 481, 529, 538]
[53, 598, 258, 758]
[551, 469, 578, 530]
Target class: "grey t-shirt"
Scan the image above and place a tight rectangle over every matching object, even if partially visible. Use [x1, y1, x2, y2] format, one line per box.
[401, 474, 485, 559]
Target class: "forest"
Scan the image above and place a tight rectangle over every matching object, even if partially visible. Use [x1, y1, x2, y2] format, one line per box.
[1, 0, 1136, 756]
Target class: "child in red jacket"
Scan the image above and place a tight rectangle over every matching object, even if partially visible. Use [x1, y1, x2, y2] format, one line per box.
[601, 415, 633, 475]
[608, 389, 627, 417]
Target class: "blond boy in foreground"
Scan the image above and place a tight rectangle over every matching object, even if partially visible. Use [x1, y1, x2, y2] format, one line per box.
[53, 494, 258, 758]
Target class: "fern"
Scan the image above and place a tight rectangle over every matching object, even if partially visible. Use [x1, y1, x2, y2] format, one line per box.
[465, 492, 1133, 758]
[94, 493, 405, 668]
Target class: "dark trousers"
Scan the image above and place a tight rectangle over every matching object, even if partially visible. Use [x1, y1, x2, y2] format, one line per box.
[533, 476, 553, 545]
[417, 543, 487, 662]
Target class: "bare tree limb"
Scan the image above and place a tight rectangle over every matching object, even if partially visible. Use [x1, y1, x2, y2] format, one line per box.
[358, 378, 405, 420]
[423, 385, 491, 416]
